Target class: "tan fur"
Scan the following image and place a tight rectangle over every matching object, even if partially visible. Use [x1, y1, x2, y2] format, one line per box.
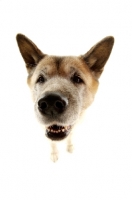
[16, 34, 114, 162]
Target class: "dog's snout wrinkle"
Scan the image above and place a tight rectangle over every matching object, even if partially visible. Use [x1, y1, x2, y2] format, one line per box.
[38, 92, 68, 116]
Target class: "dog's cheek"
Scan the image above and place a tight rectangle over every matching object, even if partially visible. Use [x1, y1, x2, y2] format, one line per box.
[32, 84, 45, 102]
[81, 86, 94, 110]
[67, 95, 81, 123]
[66, 87, 83, 122]
[30, 85, 38, 103]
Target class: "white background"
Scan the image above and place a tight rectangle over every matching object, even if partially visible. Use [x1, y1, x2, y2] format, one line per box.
[0, 0, 132, 199]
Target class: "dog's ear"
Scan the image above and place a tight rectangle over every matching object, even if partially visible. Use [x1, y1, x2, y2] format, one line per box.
[16, 34, 44, 74]
[82, 36, 114, 79]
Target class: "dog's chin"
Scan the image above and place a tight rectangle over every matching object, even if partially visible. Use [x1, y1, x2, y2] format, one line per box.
[45, 124, 72, 141]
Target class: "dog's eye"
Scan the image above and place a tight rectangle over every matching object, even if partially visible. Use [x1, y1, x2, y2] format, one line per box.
[36, 75, 45, 84]
[71, 73, 83, 84]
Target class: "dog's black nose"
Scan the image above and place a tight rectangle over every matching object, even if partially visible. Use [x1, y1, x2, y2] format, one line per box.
[38, 92, 68, 116]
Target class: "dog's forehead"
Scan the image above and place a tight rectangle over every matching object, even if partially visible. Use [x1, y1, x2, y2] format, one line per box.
[36, 55, 88, 76]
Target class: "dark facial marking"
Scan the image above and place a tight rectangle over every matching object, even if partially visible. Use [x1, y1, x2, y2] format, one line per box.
[54, 57, 62, 71]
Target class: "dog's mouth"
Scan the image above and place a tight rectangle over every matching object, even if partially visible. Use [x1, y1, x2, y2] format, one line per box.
[46, 124, 71, 141]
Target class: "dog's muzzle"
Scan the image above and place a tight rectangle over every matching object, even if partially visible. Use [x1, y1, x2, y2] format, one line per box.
[38, 92, 71, 140]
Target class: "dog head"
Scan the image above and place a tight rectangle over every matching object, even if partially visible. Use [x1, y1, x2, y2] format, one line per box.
[16, 34, 114, 141]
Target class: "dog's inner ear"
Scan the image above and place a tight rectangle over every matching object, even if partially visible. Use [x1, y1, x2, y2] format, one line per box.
[82, 36, 114, 79]
[16, 34, 44, 74]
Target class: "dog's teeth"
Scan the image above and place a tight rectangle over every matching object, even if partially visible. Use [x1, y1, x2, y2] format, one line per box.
[47, 125, 71, 135]
[47, 128, 50, 132]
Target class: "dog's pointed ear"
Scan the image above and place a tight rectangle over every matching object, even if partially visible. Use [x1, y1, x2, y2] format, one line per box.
[16, 34, 44, 74]
[82, 36, 114, 79]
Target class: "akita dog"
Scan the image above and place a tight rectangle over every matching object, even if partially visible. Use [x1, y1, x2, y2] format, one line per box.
[16, 34, 114, 162]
